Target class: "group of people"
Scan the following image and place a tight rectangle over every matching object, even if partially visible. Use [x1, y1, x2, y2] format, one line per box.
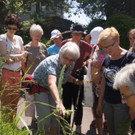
[1, 13, 135, 135]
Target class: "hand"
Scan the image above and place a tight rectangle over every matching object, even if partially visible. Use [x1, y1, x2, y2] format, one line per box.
[56, 102, 66, 117]
[75, 79, 83, 85]
[96, 103, 103, 117]
[22, 51, 29, 58]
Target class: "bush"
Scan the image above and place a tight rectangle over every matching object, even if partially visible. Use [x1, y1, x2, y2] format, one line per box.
[105, 13, 135, 49]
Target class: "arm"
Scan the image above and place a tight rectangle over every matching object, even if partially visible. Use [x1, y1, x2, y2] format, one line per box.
[48, 74, 66, 116]
[0, 41, 28, 64]
[96, 67, 106, 116]
[67, 75, 83, 85]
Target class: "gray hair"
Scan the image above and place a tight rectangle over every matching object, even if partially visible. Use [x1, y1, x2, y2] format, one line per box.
[30, 24, 44, 35]
[59, 42, 80, 61]
[113, 63, 135, 93]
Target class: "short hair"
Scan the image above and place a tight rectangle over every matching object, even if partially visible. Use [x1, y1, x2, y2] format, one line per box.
[30, 24, 44, 35]
[59, 42, 80, 61]
[113, 63, 135, 93]
[98, 27, 120, 45]
[128, 29, 135, 36]
[4, 14, 21, 28]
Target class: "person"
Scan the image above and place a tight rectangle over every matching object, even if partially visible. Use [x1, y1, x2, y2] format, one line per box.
[88, 26, 106, 135]
[61, 24, 92, 134]
[47, 29, 63, 55]
[85, 34, 91, 44]
[113, 63, 135, 133]
[128, 28, 135, 133]
[128, 28, 135, 51]
[113, 63, 135, 112]
[0, 14, 28, 121]
[33, 42, 80, 135]
[24, 24, 48, 127]
[96, 27, 135, 135]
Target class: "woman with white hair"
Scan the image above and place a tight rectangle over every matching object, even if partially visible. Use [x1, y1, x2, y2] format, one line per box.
[113, 63, 135, 133]
[33, 42, 80, 135]
[24, 24, 48, 127]
[113, 63, 135, 112]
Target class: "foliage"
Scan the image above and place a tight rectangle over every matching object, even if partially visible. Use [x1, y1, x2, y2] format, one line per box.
[86, 19, 106, 34]
[105, 13, 135, 49]
[75, 0, 135, 20]
[18, 16, 73, 46]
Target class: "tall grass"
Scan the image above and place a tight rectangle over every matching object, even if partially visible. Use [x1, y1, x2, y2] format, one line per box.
[0, 62, 75, 135]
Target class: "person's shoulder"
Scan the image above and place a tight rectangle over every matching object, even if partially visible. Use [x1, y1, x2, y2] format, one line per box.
[0, 34, 6, 41]
[81, 40, 92, 46]
[61, 39, 68, 46]
[47, 44, 55, 49]
[14, 35, 22, 39]
[24, 42, 31, 48]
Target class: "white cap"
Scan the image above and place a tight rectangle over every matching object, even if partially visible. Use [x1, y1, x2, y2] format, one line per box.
[90, 26, 103, 45]
[50, 29, 61, 39]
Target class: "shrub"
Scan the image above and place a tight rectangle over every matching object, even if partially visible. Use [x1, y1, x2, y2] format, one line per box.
[105, 13, 135, 49]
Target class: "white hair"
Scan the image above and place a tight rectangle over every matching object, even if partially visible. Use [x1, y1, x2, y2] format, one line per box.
[59, 42, 80, 61]
[113, 63, 135, 93]
[30, 24, 44, 35]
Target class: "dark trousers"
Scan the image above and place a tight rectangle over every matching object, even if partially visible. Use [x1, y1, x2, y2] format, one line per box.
[62, 82, 84, 126]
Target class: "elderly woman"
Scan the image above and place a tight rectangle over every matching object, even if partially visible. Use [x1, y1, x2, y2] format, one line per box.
[24, 24, 48, 127]
[113, 63, 135, 133]
[113, 63, 135, 112]
[0, 14, 28, 121]
[33, 42, 80, 135]
[96, 27, 135, 135]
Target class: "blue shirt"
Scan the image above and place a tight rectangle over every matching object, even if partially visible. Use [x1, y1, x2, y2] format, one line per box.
[47, 44, 60, 55]
[33, 54, 74, 89]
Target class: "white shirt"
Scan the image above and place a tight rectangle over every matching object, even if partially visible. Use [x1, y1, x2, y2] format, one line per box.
[0, 34, 23, 71]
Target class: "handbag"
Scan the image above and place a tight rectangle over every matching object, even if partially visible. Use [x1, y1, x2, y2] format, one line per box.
[84, 61, 94, 107]
[23, 75, 48, 95]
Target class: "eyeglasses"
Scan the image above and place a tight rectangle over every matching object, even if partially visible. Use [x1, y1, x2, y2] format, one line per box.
[7, 26, 17, 31]
[101, 39, 117, 49]
[62, 56, 74, 62]
[121, 93, 135, 100]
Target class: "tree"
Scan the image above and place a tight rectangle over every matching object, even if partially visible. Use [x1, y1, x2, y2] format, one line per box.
[75, 0, 135, 19]
[105, 13, 135, 49]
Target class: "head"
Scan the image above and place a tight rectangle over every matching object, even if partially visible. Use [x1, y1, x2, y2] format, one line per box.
[128, 29, 135, 47]
[98, 27, 120, 55]
[50, 29, 63, 47]
[59, 42, 80, 67]
[113, 63, 135, 112]
[30, 24, 44, 43]
[90, 26, 103, 45]
[4, 14, 21, 35]
[71, 24, 84, 40]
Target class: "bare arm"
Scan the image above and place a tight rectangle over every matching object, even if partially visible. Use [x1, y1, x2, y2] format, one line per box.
[96, 67, 106, 116]
[48, 74, 66, 116]
[0, 41, 28, 64]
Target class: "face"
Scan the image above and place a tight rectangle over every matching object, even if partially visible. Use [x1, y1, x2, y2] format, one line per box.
[129, 33, 135, 47]
[61, 53, 75, 68]
[71, 32, 83, 40]
[7, 25, 18, 35]
[120, 86, 135, 112]
[53, 37, 62, 47]
[100, 39, 117, 55]
[31, 32, 42, 43]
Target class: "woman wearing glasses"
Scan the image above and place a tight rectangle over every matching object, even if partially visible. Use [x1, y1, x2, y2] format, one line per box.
[96, 27, 135, 135]
[33, 42, 80, 135]
[0, 14, 28, 121]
